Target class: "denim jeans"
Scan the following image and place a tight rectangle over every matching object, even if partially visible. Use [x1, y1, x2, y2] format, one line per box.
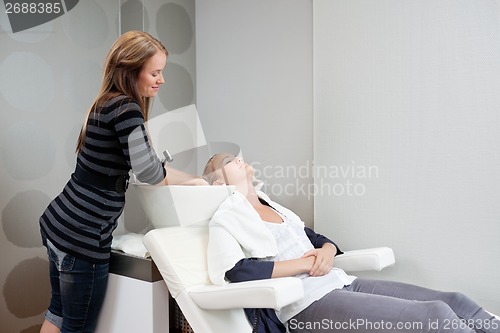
[45, 239, 109, 333]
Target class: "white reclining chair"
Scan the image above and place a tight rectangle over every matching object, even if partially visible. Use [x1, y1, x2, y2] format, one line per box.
[140, 187, 395, 333]
[136, 105, 497, 332]
[144, 224, 394, 333]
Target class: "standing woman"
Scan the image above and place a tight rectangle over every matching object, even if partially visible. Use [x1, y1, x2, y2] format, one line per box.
[39, 31, 169, 333]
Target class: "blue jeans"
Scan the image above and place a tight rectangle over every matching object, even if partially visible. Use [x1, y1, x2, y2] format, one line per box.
[45, 239, 109, 333]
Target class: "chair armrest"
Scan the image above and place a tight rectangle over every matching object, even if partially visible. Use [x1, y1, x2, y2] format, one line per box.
[334, 247, 395, 272]
[187, 277, 304, 310]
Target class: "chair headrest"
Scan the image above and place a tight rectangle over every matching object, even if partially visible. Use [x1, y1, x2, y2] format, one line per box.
[143, 224, 211, 297]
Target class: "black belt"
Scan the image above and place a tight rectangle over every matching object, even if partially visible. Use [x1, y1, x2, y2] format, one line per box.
[74, 167, 129, 194]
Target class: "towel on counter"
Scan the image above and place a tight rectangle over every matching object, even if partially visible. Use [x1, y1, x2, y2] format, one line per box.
[207, 190, 306, 285]
[112, 233, 150, 258]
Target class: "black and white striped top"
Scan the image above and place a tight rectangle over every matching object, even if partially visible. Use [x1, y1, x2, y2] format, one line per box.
[39, 95, 166, 263]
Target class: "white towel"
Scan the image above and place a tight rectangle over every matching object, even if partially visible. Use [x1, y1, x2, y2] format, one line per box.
[112, 233, 149, 258]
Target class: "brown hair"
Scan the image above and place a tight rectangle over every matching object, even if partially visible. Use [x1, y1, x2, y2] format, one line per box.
[202, 153, 235, 185]
[76, 31, 168, 153]
[202, 154, 220, 185]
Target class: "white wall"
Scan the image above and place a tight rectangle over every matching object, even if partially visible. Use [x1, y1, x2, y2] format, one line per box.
[195, 0, 314, 225]
[314, 0, 500, 314]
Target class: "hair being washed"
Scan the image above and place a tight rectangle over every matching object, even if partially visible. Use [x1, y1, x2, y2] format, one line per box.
[76, 30, 168, 153]
[202, 154, 219, 185]
[202, 153, 234, 185]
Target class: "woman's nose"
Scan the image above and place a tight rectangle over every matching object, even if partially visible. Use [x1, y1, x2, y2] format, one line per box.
[157, 73, 165, 84]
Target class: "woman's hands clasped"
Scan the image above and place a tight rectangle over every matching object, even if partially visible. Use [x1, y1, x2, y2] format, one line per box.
[302, 243, 337, 277]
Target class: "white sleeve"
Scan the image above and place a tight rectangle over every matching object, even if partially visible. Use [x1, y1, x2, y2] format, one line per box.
[207, 221, 246, 285]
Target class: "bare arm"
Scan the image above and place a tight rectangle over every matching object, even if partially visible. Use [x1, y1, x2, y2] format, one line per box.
[271, 242, 337, 279]
[163, 165, 208, 185]
[271, 256, 315, 278]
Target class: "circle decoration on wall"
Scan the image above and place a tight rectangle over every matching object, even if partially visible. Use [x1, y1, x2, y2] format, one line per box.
[63, 60, 102, 113]
[119, 0, 150, 34]
[0, 7, 53, 43]
[156, 2, 193, 54]
[3, 257, 50, 318]
[2, 190, 52, 248]
[0, 52, 55, 112]
[62, 0, 108, 49]
[159, 62, 194, 111]
[21, 325, 44, 333]
[1, 122, 56, 180]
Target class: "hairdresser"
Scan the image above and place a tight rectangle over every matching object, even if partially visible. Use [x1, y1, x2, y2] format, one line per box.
[38, 31, 203, 333]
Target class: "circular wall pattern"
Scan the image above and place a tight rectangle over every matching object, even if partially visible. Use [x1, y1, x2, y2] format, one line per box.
[0, 8, 53, 43]
[119, 0, 150, 34]
[1, 122, 56, 180]
[2, 190, 52, 248]
[4, 257, 50, 318]
[63, 60, 102, 113]
[21, 325, 42, 333]
[159, 62, 194, 111]
[156, 2, 193, 54]
[0, 2, 198, 331]
[0, 52, 55, 112]
[62, 0, 108, 49]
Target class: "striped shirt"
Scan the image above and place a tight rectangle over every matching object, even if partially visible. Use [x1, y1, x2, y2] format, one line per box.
[40, 95, 166, 263]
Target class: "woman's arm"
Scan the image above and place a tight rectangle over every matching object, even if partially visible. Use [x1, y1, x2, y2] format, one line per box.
[271, 256, 315, 278]
[163, 165, 208, 185]
[225, 258, 274, 282]
[116, 105, 165, 185]
[303, 227, 341, 276]
[225, 257, 315, 282]
[304, 227, 343, 255]
[225, 228, 342, 281]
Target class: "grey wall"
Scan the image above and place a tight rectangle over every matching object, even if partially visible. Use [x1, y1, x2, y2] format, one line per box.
[195, 0, 500, 317]
[196, 0, 314, 225]
[314, 0, 500, 315]
[0, 1, 195, 332]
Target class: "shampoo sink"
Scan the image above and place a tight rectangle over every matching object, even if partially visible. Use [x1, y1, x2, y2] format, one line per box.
[133, 185, 235, 228]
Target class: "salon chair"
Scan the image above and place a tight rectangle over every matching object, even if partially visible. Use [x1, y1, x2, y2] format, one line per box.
[135, 105, 496, 332]
[141, 185, 396, 333]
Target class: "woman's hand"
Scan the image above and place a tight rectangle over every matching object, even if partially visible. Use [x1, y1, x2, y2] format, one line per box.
[164, 166, 208, 185]
[271, 256, 315, 278]
[181, 178, 209, 186]
[302, 243, 337, 277]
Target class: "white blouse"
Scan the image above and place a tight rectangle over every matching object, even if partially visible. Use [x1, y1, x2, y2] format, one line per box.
[264, 211, 357, 323]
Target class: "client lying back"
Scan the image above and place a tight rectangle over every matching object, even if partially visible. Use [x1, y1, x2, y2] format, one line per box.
[201, 153, 499, 333]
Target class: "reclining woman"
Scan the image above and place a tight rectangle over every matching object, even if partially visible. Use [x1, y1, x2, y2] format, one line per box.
[202, 153, 499, 333]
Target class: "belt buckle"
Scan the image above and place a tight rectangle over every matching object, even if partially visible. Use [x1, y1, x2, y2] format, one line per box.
[115, 175, 129, 193]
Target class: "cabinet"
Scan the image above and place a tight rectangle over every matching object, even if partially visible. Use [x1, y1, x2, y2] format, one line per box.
[95, 251, 170, 333]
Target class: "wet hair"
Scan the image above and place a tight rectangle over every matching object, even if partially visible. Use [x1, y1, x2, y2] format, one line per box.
[202, 154, 222, 185]
[202, 153, 236, 185]
[76, 30, 168, 153]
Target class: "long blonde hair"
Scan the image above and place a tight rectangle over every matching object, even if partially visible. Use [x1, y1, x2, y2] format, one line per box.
[76, 31, 168, 153]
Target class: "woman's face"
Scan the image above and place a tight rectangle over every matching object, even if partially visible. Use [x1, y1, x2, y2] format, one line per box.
[137, 50, 167, 98]
[210, 154, 250, 186]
